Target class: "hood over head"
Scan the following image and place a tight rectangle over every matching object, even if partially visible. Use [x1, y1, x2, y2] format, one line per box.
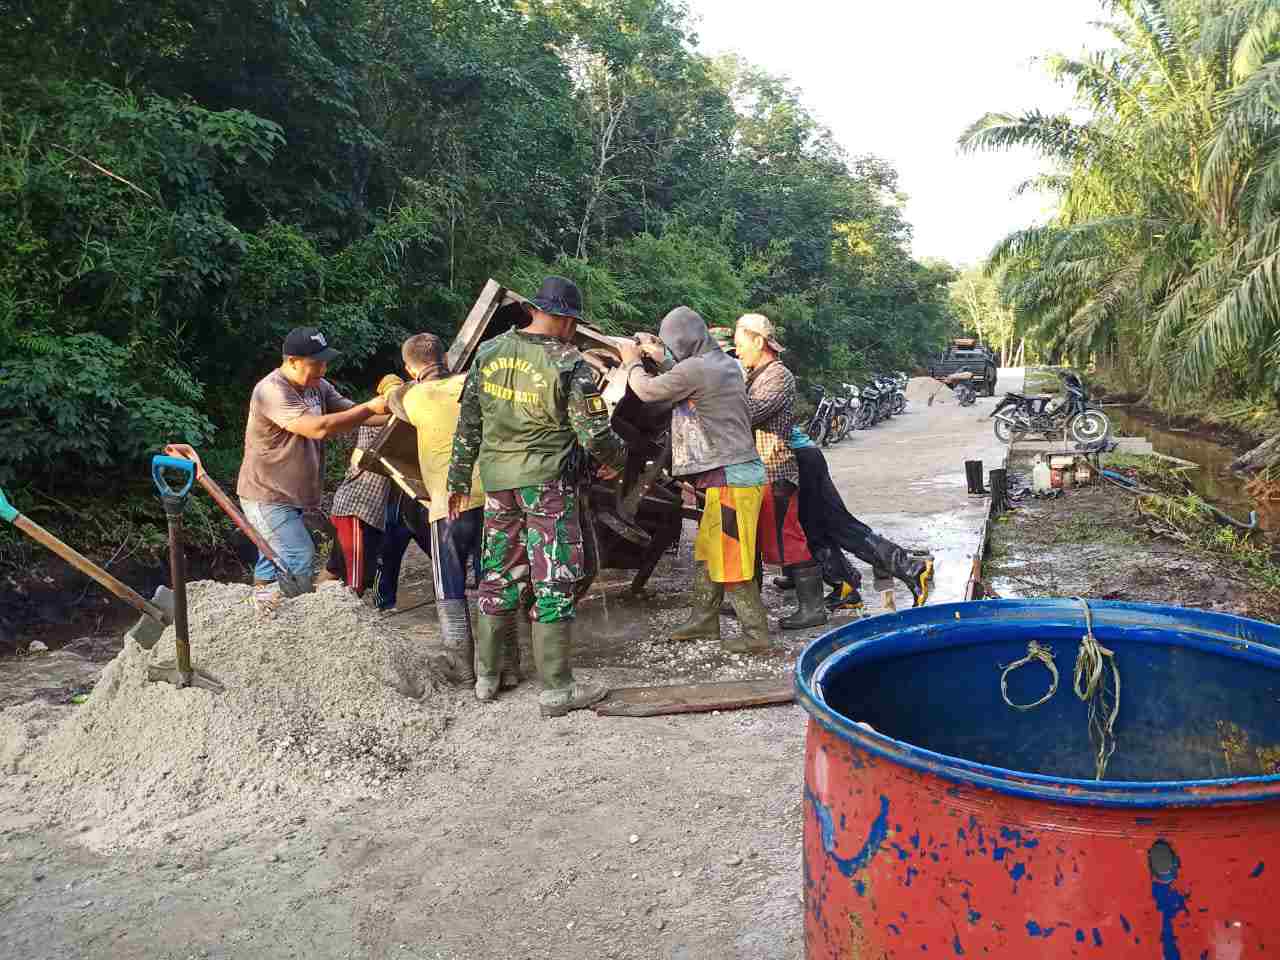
[658, 306, 717, 362]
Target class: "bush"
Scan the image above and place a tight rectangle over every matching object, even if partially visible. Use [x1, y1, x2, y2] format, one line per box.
[0, 333, 215, 486]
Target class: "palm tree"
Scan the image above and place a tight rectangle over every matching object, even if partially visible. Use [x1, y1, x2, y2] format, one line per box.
[960, 0, 1280, 399]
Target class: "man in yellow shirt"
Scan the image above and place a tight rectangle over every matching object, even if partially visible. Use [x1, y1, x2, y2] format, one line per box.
[390, 334, 498, 693]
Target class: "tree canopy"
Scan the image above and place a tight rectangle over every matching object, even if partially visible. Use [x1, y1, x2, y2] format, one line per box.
[962, 0, 1280, 403]
[0, 0, 953, 486]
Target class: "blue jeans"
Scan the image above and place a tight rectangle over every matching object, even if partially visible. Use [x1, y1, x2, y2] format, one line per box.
[240, 501, 315, 585]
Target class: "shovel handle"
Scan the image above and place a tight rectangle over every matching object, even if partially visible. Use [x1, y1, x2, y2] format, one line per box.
[4, 503, 170, 626]
[187, 463, 301, 590]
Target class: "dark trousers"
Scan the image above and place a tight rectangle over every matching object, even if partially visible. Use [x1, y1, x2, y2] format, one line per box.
[429, 507, 483, 601]
[372, 495, 432, 609]
[794, 445, 921, 589]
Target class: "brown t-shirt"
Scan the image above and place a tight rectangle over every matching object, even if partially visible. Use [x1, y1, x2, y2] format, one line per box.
[236, 369, 355, 509]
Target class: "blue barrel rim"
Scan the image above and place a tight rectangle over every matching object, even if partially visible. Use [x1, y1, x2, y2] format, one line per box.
[795, 598, 1280, 809]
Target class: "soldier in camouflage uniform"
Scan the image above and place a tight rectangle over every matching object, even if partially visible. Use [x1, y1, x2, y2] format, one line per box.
[447, 276, 626, 717]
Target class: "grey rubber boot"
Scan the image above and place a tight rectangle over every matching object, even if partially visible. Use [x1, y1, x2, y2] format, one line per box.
[723, 581, 771, 653]
[500, 630, 523, 689]
[723, 555, 764, 617]
[474, 612, 516, 701]
[429, 599, 476, 685]
[668, 562, 723, 642]
[534, 621, 608, 718]
[780, 564, 829, 631]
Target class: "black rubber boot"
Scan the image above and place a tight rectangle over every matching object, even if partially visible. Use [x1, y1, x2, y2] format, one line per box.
[780, 564, 829, 630]
[773, 576, 795, 591]
[824, 582, 865, 614]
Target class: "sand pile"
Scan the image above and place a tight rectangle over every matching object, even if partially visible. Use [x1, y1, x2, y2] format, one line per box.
[905, 376, 949, 404]
[7, 582, 449, 850]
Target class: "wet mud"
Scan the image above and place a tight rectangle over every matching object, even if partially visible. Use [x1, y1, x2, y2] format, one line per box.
[987, 460, 1278, 623]
[1108, 406, 1252, 512]
[0, 549, 247, 659]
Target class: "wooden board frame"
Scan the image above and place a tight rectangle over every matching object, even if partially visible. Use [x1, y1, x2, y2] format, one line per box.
[592, 679, 796, 718]
[357, 278, 695, 594]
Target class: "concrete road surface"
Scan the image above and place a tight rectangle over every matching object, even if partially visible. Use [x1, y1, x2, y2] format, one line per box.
[820, 370, 1021, 606]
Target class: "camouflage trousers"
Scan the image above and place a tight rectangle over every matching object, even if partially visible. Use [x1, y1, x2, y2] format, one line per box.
[478, 480, 583, 624]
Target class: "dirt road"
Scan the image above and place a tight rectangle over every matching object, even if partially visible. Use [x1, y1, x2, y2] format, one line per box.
[825, 371, 1014, 604]
[0, 379, 1009, 960]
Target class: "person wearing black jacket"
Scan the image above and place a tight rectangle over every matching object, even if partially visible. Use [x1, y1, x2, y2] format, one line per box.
[788, 427, 934, 610]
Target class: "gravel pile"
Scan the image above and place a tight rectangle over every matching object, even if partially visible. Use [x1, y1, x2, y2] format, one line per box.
[6, 582, 449, 850]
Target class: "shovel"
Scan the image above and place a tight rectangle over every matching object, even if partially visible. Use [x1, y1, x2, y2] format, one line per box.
[146, 456, 224, 694]
[161, 445, 306, 596]
[0, 486, 175, 649]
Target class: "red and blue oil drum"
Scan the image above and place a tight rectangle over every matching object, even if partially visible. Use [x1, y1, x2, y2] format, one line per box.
[795, 599, 1280, 958]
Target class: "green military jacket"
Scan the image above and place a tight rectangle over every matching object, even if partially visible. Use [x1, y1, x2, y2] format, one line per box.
[447, 329, 625, 494]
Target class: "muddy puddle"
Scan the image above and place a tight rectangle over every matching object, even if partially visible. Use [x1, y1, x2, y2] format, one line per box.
[1108, 406, 1252, 512]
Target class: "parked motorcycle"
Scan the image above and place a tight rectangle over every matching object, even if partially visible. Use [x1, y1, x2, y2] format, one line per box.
[807, 385, 837, 446]
[871, 374, 898, 423]
[941, 371, 977, 406]
[839, 384, 860, 440]
[825, 385, 858, 445]
[891, 372, 908, 415]
[990, 371, 1110, 444]
[856, 378, 882, 429]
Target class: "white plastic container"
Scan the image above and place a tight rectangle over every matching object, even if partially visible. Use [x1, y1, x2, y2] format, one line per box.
[1032, 455, 1053, 494]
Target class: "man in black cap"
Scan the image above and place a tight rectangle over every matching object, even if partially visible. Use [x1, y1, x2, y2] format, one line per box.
[447, 277, 626, 716]
[236, 326, 389, 614]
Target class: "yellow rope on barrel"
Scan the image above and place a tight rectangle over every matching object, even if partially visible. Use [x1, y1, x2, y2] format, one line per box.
[1000, 640, 1059, 711]
[1073, 597, 1120, 781]
[997, 599, 1121, 781]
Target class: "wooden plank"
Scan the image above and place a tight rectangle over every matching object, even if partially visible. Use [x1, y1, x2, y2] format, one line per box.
[446, 278, 505, 373]
[592, 678, 794, 718]
[350, 448, 430, 502]
[445, 278, 621, 374]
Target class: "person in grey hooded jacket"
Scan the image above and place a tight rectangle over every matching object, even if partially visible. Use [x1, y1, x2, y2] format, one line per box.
[618, 307, 771, 651]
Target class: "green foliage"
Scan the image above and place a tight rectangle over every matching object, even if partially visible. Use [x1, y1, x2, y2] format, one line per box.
[598, 223, 748, 331]
[0, 0, 954, 507]
[963, 0, 1280, 408]
[0, 333, 215, 485]
[951, 265, 1017, 362]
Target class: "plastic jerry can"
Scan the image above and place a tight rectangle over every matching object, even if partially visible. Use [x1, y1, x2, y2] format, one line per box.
[1032, 456, 1052, 494]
